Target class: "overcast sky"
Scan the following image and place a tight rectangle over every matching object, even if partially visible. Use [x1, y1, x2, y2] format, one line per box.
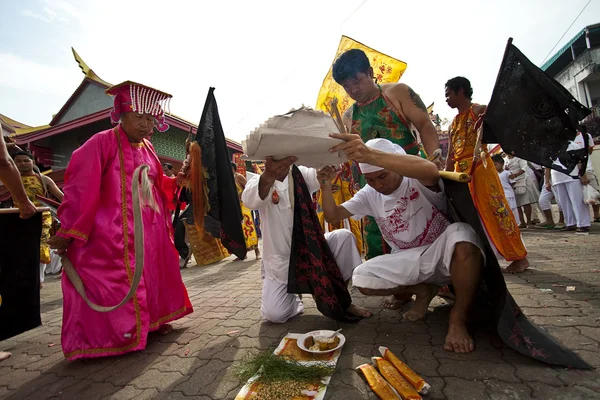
[1, 0, 599, 143]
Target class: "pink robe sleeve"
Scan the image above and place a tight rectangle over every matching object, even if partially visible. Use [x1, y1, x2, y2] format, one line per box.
[56, 134, 105, 244]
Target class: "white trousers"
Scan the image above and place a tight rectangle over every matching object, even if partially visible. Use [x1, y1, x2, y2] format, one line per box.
[352, 223, 485, 290]
[554, 180, 590, 228]
[261, 229, 362, 323]
[40, 263, 46, 283]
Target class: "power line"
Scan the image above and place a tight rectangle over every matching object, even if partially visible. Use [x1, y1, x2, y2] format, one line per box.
[541, 0, 592, 65]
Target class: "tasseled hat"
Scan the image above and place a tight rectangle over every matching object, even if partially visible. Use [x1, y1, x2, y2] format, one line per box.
[105, 81, 172, 132]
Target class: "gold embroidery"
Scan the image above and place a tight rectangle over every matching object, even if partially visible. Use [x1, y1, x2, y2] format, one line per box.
[65, 128, 143, 359]
[149, 306, 188, 329]
[58, 227, 88, 240]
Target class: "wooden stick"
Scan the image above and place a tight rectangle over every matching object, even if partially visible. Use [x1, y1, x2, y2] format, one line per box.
[0, 207, 50, 214]
[439, 171, 471, 183]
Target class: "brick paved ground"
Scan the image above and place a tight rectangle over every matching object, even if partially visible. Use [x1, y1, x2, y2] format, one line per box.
[1, 222, 600, 399]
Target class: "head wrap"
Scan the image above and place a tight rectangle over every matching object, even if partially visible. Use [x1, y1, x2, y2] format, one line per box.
[105, 81, 172, 132]
[358, 138, 406, 174]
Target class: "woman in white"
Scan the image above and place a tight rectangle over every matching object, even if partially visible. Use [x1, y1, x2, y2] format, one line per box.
[505, 155, 538, 228]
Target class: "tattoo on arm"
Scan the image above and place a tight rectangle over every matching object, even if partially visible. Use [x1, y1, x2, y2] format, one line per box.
[407, 86, 428, 113]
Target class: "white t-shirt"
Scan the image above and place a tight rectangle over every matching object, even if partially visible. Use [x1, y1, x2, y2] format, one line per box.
[241, 166, 319, 284]
[341, 177, 450, 253]
[498, 170, 517, 210]
[551, 133, 594, 185]
[505, 157, 527, 188]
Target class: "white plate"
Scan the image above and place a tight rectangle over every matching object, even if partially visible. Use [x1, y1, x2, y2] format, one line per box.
[297, 330, 346, 354]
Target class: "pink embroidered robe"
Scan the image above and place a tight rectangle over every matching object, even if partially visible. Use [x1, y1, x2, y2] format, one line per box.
[57, 126, 193, 360]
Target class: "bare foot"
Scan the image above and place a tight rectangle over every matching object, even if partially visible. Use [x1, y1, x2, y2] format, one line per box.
[346, 303, 372, 318]
[255, 250, 261, 260]
[444, 323, 474, 353]
[0, 351, 11, 362]
[381, 294, 412, 309]
[402, 284, 437, 322]
[502, 258, 529, 274]
[158, 324, 173, 335]
[40, 283, 44, 289]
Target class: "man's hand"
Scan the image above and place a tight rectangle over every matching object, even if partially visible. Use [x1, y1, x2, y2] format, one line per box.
[47, 235, 72, 256]
[545, 183, 552, 192]
[329, 133, 372, 163]
[581, 173, 590, 186]
[18, 199, 38, 219]
[317, 166, 337, 187]
[263, 156, 297, 182]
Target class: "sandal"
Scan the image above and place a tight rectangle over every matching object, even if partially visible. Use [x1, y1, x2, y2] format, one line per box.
[534, 224, 555, 229]
[575, 227, 590, 235]
[594, 218, 600, 223]
[560, 226, 577, 232]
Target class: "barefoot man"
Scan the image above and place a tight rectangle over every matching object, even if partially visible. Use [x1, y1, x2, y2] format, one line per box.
[333, 48, 442, 309]
[241, 156, 371, 323]
[445, 77, 530, 273]
[322, 136, 485, 353]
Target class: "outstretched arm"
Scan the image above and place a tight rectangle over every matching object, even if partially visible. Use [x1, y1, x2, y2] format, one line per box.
[0, 130, 36, 218]
[330, 133, 440, 186]
[318, 166, 353, 224]
[44, 176, 64, 202]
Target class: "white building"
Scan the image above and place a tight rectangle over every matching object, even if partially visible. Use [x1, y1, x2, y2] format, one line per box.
[542, 23, 600, 117]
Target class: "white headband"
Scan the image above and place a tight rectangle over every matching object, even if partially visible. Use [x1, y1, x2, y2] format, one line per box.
[359, 138, 406, 174]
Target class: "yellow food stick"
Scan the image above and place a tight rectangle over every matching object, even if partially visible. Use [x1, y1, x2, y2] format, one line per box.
[379, 346, 431, 394]
[356, 363, 401, 400]
[373, 357, 421, 400]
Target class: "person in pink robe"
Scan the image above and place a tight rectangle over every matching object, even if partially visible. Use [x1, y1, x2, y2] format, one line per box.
[48, 81, 193, 360]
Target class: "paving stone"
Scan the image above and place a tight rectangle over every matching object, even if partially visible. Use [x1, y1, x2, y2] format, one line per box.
[173, 359, 230, 396]
[0, 373, 78, 400]
[485, 379, 532, 399]
[528, 381, 599, 400]
[438, 359, 519, 383]
[443, 377, 487, 399]
[0, 368, 42, 390]
[48, 379, 120, 400]
[103, 386, 159, 400]
[151, 355, 208, 374]
[129, 369, 185, 392]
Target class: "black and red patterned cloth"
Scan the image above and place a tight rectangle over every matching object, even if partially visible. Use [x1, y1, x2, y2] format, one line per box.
[287, 166, 360, 322]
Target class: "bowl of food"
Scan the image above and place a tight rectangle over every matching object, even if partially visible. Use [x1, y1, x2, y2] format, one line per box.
[297, 330, 346, 354]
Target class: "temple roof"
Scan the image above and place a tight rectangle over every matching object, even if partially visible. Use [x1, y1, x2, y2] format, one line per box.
[7, 48, 242, 148]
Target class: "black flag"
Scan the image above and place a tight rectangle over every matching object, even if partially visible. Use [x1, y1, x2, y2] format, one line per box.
[194, 88, 247, 259]
[0, 213, 42, 340]
[483, 39, 591, 175]
[443, 179, 590, 369]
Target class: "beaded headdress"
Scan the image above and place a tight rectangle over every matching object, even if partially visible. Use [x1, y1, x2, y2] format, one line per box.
[105, 81, 172, 132]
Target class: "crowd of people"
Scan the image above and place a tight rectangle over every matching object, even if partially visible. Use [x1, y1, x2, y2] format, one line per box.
[0, 47, 593, 368]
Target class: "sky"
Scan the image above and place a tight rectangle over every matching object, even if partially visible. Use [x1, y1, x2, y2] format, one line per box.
[1, 0, 599, 143]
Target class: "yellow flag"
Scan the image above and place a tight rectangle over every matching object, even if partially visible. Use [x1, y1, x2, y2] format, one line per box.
[315, 36, 407, 115]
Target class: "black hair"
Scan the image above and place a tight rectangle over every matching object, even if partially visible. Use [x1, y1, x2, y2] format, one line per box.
[491, 154, 504, 165]
[13, 151, 34, 160]
[162, 162, 173, 170]
[578, 124, 588, 134]
[445, 77, 473, 100]
[332, 49, 371, 84]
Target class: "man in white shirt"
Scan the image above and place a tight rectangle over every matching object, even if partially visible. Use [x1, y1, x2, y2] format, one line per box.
[321, 137, 485, 354]
[550, 130, 593, 234]
[573, 128, 600, 221]
[241, 156, 371, 323]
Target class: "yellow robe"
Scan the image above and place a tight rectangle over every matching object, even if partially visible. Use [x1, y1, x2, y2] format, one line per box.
[184, 222, 230, 266]
[13, 175, 52, 264]
[450, 105, 527, 261]
[236, 179, 258, 251]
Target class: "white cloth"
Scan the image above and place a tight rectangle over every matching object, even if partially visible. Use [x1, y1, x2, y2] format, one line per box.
[242, 166, 319, 284]
[498, 170, 517, 210]
[551, 133, 595, 183]
[353, 223, 485, 289]
[260, 229, 361, 323]
[358, 138, 407, 174]
[505, 157, 527, 191]
[39, 263, 46, 283]
[539, 185, 556, 211]
[554, 180, 591, 228]
[517, 172, 540, 207]
[46, 251, 62, 274]
[342, 177, 450, 253]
